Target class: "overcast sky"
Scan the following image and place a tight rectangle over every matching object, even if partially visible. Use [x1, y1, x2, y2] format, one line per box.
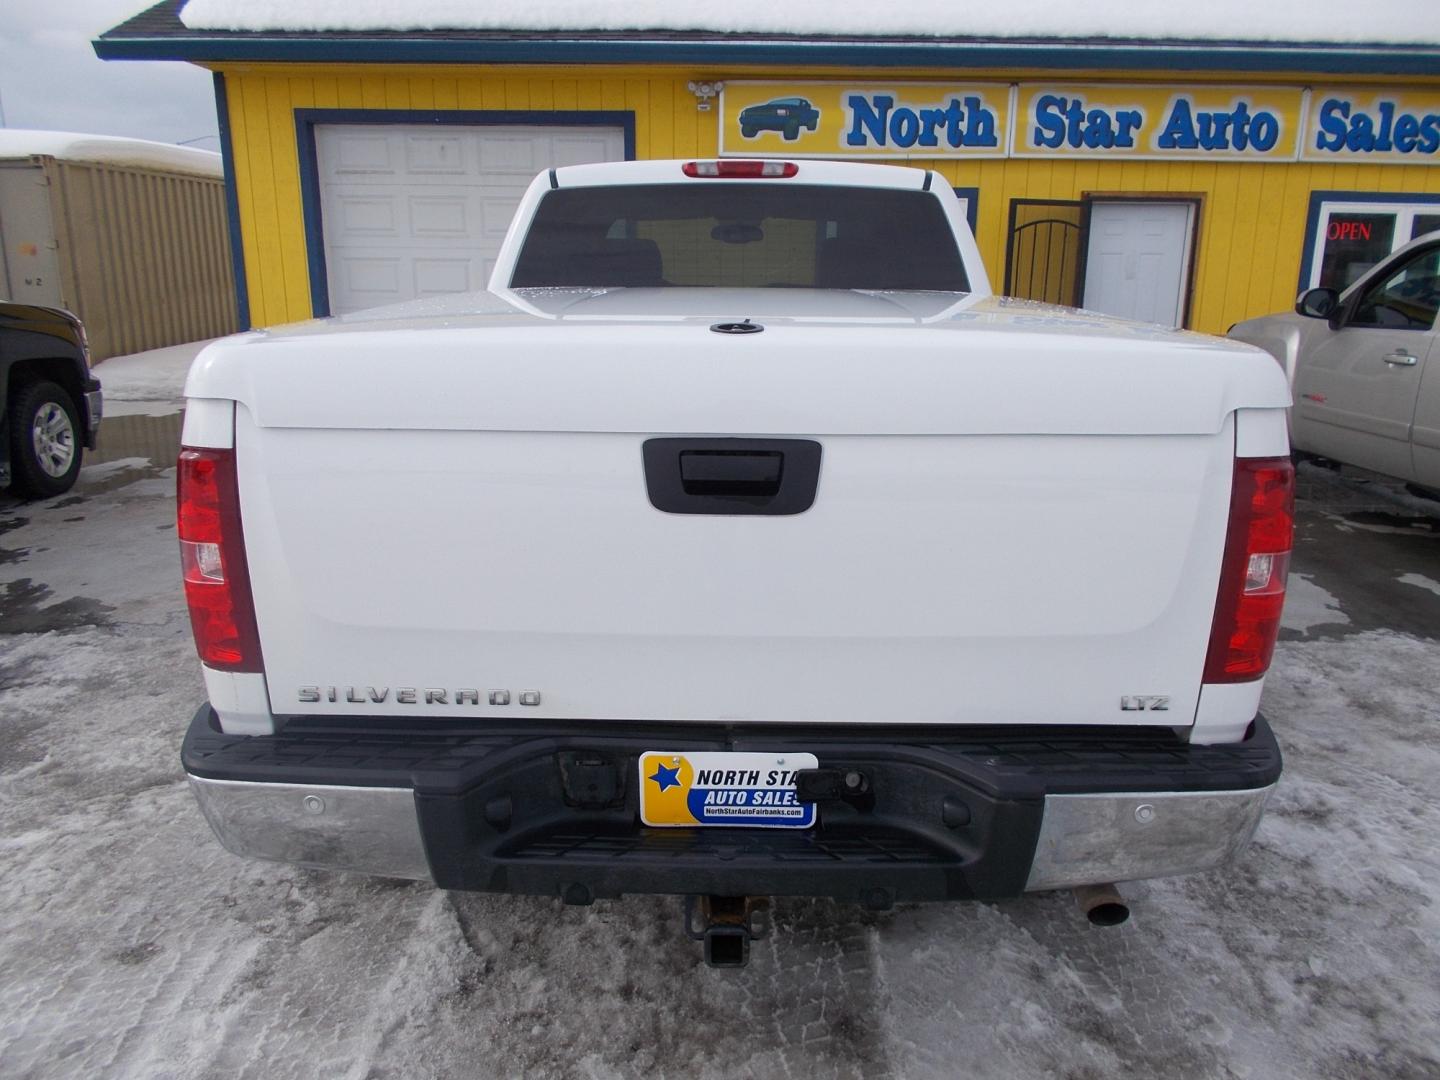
[1, 0, 218, 148]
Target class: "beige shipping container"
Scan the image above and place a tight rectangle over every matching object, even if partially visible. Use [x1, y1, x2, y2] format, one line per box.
[0, 131, 237, 361]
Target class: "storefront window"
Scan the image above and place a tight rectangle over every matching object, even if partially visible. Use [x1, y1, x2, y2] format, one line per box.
[1306, 196, 1440, 291]
[1317, 212, 1395, 290]
[1412, 214, 1440, 242]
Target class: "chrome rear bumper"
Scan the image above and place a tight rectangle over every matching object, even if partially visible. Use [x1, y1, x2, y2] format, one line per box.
[1024, 785, 1274, 891]
[189, 777, 433, 882]
[184, 704, 1282, 900]
[188, 766, 1276, 895]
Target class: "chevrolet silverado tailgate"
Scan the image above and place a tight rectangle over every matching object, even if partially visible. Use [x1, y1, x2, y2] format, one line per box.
[207, 306, 1286, 728]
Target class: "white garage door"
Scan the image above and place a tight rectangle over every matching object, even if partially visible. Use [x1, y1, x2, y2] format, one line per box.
[315, 124, 626, 315]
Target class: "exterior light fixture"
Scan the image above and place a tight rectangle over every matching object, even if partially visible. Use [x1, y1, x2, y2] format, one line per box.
[687, 80, 725, 111]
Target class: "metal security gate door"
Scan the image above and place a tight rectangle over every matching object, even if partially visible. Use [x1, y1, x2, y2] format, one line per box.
[315, 123, 625, 315]
[1004, 199, 1088, 308]
[1082, 201, 1196, 328]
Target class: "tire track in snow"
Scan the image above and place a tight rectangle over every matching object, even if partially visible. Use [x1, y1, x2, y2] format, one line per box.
[352, 894, 894, 1079]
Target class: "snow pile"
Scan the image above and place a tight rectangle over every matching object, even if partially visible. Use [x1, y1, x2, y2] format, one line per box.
[93, 339, 213, 416]
[178, 0, 1440, 45]
[0, 131, 222, 178]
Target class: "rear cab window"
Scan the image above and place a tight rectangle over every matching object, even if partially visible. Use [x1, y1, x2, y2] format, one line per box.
[510, 184, 970, 292]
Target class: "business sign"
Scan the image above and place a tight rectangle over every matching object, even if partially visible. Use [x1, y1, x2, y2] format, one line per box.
[1011, 84, 1306, 160]
[1302, 89, 1440, 163]
[719, 81, 1011, 159]
[720, 82, 1440, 165]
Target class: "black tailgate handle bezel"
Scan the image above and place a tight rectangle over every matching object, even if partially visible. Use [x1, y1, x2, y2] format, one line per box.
[642, 438, 822, 515]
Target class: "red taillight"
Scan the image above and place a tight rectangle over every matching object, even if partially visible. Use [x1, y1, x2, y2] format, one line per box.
[177, 447, 263, 672]
[682, 160, 799, 178]
[1203, 457, 1295, 683]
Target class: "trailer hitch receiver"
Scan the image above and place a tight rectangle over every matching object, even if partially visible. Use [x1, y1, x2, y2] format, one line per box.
[684, 895, 771, 968]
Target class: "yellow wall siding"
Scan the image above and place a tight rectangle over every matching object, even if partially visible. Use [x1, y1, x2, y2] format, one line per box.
[218, 65, 1440, 334]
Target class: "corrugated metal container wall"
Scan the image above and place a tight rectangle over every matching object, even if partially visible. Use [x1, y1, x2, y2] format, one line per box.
[42, 157, 238, 361]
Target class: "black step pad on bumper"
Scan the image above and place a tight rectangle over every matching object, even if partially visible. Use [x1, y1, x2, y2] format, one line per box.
[183, 708, 1281, 799]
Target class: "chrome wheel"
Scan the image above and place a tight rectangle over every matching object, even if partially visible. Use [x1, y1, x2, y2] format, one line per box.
[31, 401, 77, 478]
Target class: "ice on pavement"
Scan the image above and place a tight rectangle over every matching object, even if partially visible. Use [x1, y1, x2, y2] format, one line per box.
[1281, 573, 1350, 634]
[1398, 572, 1440, 599]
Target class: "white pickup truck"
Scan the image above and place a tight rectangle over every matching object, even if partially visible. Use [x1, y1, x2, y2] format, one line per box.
[177, 159, 1290, 963]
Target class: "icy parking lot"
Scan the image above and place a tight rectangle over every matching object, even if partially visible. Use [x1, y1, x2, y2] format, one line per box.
[2, 353, 1439, 1079]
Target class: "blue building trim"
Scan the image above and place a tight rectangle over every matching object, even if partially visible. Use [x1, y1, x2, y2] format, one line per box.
[953, 186, 980, 236]
[1297, 189, 1440, 295]
[212, 71, 250, 330]
[95, 34, 1440, 77]
[294, 108, 637, 318]
[294, 113, 330, 319]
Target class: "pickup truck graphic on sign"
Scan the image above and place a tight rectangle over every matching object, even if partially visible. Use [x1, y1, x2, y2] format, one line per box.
[740, 97, 821, 141]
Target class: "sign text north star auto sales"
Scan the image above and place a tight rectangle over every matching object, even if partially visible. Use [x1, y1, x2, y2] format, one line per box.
[719, 82, 1440, 164]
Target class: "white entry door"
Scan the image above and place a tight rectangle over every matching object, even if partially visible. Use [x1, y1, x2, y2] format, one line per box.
[1082, 201, 1195, 327]
[315, 123, 626, 315]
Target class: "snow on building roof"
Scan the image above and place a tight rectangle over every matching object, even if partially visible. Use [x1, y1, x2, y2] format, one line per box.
[178, 0, 1440, 46]
[0, 130, 222, 178]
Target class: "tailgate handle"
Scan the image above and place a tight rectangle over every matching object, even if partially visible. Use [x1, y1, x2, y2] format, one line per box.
[679, 450, 782, 497]
[643, 438, 822, 516]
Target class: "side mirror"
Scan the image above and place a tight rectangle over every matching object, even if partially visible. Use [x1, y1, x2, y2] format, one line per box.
[1295, 287, 1339, 320]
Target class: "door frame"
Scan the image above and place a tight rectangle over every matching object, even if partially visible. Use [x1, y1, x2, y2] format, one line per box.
[1081, 195, 1202, 329]
[294, 108, 637, 318]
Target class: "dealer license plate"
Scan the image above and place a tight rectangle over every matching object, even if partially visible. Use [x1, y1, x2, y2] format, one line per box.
[639, 751, 819, 828]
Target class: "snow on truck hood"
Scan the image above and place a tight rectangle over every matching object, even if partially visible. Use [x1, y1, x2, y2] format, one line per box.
[185, 288, 1290, 437]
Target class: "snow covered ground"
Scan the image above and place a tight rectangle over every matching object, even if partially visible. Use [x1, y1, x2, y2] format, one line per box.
[2, 347, 1438, 1078]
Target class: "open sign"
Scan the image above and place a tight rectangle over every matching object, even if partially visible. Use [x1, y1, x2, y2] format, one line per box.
[1327, 220, 1375, 241]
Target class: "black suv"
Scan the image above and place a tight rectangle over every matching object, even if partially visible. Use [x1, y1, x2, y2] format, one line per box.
[1, 301, 102, 498]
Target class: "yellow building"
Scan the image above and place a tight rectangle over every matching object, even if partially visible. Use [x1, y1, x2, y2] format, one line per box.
[97, 6, 1440, 334]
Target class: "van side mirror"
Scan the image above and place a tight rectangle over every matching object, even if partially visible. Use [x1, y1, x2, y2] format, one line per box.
[1295, 287, 1339, 320]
